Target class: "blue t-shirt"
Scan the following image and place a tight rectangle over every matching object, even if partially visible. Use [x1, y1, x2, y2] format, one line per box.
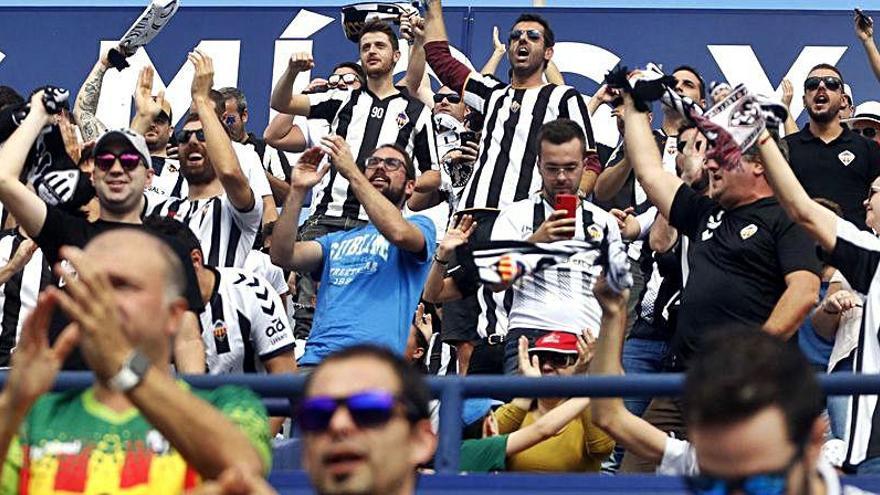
[300, 215, 436, 365]
[798, 282, 834, 368]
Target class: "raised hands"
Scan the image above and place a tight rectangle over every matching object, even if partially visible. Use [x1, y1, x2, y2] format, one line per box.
[437, 214, 476, 261]
[188, 50, 215, 101]
[572, 329, 597, 374]
[320, 135, 359, 178]
[288, 52, 315, 73]
[518, 335, 542, 378]
[134, 65, 167, 121]
[856, 9, 875, 42]
[492, 26, 506, 54]
[290, 146, 329, 191]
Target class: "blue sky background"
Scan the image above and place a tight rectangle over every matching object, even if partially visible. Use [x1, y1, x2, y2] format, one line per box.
[7, 0, 880, 8]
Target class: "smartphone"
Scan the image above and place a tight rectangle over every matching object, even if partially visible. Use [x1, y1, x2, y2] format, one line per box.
[857, 8, 873, 30]
[459, 131, 477, 147]
[555, 193, 578, 219]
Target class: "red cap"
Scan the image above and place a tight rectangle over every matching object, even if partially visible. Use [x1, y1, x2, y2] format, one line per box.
[529, 331, 578, 355]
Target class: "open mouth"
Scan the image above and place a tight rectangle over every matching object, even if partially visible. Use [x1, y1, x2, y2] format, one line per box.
[186, 152, 204, 166]
[515, 45, 529, 61]
[323, 451, 366, 475]
[369, 176, 390, 187]
[814, 93, 829, 105]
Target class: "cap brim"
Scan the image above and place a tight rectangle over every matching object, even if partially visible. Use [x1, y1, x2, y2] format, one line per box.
[528, 347, 578, 354]
[842, 116, 880, 127]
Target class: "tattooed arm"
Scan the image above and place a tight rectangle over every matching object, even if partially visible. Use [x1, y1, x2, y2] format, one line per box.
[73, 52, 110, 142]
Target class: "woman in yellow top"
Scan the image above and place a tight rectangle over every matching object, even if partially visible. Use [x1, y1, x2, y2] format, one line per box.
[494, 331, 615, 472]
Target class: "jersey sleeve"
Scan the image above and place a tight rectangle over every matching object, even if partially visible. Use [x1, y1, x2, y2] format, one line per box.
[205, 385, 272, 474]
[34, 204, 87, 265]
[491, 206, 525, 241]
[669, 183, 717, 238]
[824, 217, 880, 294]
[402, 214, 437, 263]
[657, 437, 699, 476]
[242, 274, 296, 359]
[234, 145, 272, 199]
[224, 194, 263, 237]
[557, 87, 596, 151]
[463, 73, 507, 116]
[307, 90, 347, 122]
[773, 215, 822, 276]
[493, 402, 528, 435]
[411, 106, 440, 173]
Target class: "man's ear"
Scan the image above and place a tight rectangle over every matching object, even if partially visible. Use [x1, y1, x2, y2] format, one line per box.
[409, 419, 438, 466]
[393, 50, 401, 66]
[544, 46, 554, 64]
[241, 108, 249, 125]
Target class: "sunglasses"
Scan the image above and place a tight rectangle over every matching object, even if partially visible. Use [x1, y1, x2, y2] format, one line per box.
[94, 152, 143, 171]
[328, 73, 359, 87]
[853, 127, 878, 139]
[804, 76, 843, 92]
[685, 447, 802, 495]
[530, 351, 577, 369]
[297, 390, 410, 433]
[365, 155, 406, 171]
[176, 129, 206, 143]
[509, 29, 542, 42]
[677, 138, 705, 154]
[153, 111, 171, 125]
[433, 93, 462, 104]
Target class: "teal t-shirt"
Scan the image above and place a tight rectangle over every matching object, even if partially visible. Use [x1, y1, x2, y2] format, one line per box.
[459, 434, 509, 472]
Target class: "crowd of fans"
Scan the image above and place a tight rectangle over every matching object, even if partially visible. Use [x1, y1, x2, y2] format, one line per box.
[3, 0, 880, 493]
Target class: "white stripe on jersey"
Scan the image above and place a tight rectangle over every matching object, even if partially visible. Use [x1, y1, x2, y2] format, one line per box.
[0, 233, 49, 366]
[150, 144, 272, 201]
[200, 267, 295, 374]
[489, 193, 621, 335]
[244, 250, 289, 297]
[149, 193, 262, 269]
[307, 88, 439, 221]
[459, 74, 595, 211]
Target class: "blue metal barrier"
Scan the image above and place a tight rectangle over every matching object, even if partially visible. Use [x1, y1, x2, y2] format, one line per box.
[3, 371, 880, 474]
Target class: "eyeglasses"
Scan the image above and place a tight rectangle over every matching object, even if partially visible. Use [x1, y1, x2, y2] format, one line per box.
[365, 155, 406, 171]
[328, 73, 359, 87]
[94, 152, 143, 171]
[509, 29, 543, 42]
[433, 93, 462, 104]
[685, 447, 802, 495]
[297, 390, 411, 433]
[176, 129, 206, 143]
[530, 351, 577, 369]
[804, 76, 843, 92]
[853, 127, 878, 139]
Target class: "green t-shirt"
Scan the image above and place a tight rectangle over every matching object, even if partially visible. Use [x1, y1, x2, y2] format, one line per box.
[1, 383, 271, 494]
[459, 434, 509, 472]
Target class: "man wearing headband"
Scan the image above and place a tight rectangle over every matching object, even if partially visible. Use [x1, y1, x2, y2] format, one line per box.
[784, 64, 880, 230]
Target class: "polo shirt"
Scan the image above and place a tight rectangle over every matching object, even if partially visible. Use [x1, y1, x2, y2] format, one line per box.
[667, 185, 821, 367]
[784, 125, 880, 230]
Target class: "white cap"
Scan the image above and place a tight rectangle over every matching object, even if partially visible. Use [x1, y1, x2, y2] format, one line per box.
[842, 100, 880, 127]
[93, 128, 152, 170]
[844, 84, 854, 106]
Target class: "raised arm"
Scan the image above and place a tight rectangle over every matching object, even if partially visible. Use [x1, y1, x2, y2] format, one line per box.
[130, 65, 168, 136]
[322, 135, 426, 253]
[480, 26, 507, 76]
[269, 147, 326, 273]
[622, 94, 682, 218]
[0, 239, 37, 286]
[264, 114, 308, 153]
[269, 52, 314, 116]
[0, 92, 50, 238]
[505, 398, 590, 455]
[589, 275, 669, 463]
[544, 60, 565, 86]
[780, 79, 799, 137]
[856, 11, 880, 84]
[423, 214, 475, 303]
[398, 13, 428, 97]
[189, 51, 255, 212]
[423, 0, 474, 94]
[73, 51, 110, 142]
[756, 130, 839, 252]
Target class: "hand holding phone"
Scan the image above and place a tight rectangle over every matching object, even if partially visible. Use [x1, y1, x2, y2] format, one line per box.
[555, 193, 578, 220]
[856, 8, 874, 37]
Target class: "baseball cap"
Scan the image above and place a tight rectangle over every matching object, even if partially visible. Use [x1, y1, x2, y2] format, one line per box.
[844, 84, 854, 107]
[842, 101, 880, 127]
[93, 128, 152, 170]
[529, 331, 578, 355]
[461, 398, 503, 427]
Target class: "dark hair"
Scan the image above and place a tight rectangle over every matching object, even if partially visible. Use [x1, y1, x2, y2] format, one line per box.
[263, 220, 276, 239]
[303, 345, 432, 423]
[512, 14, 555, 47]
[217, 87, 248, 114]
[374, 143, 416, 180]
[537, 119, 587, 158]
[333, 61, 367, 86]
[808, 63, 844, 83]
[142, 215, 204, 264]
[673, 65, 706, 101]
[814, 197, 844, 217]
[0, 86, 23, 112]
[683, 328, 824, 447]
[358, 20, 399, 52]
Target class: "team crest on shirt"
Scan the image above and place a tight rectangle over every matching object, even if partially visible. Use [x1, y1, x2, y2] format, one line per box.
[510, 101, 521, 113]
[396, 112, 410, 129]
[587, 224, 604, 242]
[838, 150, 856, 166]
[213, 320, 228, 340]
[740, 224, 758, 240]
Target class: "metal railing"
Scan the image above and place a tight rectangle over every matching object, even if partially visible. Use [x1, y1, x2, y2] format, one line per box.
[3, 371, 879, 474]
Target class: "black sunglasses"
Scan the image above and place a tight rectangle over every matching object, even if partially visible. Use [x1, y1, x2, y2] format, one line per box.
[804, 76, 843, 92]
[853, 127, 878, 139]
[509, 29, 542, 42]
[530, 351, 577, 369]
[684, 446, 803, 495]
[433, 93, 462, 104]
[365, 155, 406, 171]
[94, 151, 143, 172]
[176, 129, 206, 143]
[296, 390, 414, 433]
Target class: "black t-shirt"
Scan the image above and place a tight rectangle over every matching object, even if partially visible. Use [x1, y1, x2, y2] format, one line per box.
[35, 205, 204, 369]
[784, 126, 880, 230]
[667, 185, 821, 366]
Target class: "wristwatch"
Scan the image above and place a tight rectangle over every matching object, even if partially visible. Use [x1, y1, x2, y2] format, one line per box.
[108, 350, 151, 392]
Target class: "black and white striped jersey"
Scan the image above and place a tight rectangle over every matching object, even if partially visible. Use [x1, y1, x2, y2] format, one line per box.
[0, 231, 51, 366]
[147, 144, 272, 201]
[148, 193, 262, 269]
[306, 87, 439, 221]
[488, 193, 621, 335]
[199, 266, 296, 374]
[244, 250, 289, 297]
[458, 74, 595, 211]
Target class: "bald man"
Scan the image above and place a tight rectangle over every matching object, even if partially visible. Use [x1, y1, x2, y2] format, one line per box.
[0, 229, 272, 492]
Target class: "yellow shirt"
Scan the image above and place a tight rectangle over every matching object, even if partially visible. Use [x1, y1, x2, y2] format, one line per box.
[494, 402, 615, 472]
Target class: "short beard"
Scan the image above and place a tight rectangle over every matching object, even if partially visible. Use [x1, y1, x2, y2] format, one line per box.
[381, 183, 407, 208]
[181, 164, 216, 186]
[807, 105, 839, 124]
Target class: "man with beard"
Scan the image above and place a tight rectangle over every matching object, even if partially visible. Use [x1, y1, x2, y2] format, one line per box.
[270, 138, 435, 367]
[784, 64, 880, 230]
[148, 51, 262, 269]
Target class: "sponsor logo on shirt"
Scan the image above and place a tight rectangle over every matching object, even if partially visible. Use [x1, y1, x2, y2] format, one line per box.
[839, 150, 856, 166]
[30, 440, 83, 460]
[701, 211, 725, 241]
[740, 223, 758, 240]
